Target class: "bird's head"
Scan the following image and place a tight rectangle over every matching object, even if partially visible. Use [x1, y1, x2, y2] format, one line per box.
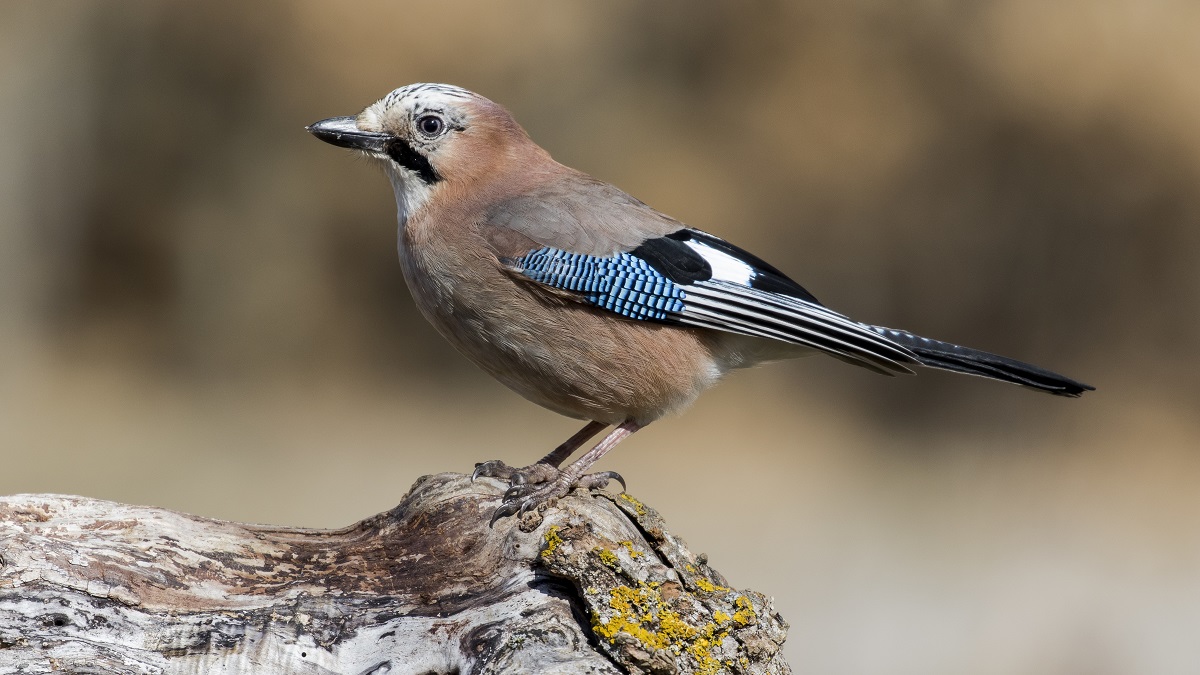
[307, 83, 540, 221]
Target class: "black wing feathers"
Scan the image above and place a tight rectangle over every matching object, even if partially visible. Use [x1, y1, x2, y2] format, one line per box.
[630, 236, 712, 284]
[618, 229, 921, 375]
[671, 229, 823, 305]
[869, 326, 1095, 397]
[506, 223, 1092, 396]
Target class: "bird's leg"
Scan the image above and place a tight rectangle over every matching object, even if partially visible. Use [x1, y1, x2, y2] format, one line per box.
[472, 420, 607, 486]
[534, 420, 609, 469]
[491, 421, 642, 524]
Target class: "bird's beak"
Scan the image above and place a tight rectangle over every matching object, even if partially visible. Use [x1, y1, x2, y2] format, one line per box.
[306, 116, 392, 154]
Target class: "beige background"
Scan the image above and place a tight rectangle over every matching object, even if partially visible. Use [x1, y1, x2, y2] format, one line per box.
[2, 2, 1198, 673]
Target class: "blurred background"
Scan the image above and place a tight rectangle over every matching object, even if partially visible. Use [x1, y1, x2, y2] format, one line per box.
[2, 1, 1197, 672]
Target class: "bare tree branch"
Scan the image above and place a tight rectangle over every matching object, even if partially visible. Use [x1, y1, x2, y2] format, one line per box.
[0, 473, 789, 674]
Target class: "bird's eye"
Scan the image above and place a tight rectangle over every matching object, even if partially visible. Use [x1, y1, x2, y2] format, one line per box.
[417, 115, 445, 137]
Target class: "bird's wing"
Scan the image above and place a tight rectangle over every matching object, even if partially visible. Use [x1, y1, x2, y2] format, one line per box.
[491, 217, 919, 376]
[484, 171, 683, 256]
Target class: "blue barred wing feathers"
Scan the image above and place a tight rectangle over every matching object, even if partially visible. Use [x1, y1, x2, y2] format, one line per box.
[515, 248, 686, 321]
[508, 231, 921, 376]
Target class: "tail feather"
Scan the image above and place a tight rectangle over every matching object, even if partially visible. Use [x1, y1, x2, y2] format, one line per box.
[868, 326, 1094, 397]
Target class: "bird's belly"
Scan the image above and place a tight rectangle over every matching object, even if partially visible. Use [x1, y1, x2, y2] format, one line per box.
[408, 278, 720, 424]
[460, 306, 724, 425]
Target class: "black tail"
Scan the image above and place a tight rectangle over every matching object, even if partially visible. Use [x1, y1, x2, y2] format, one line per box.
[868, 326, 1094, 397]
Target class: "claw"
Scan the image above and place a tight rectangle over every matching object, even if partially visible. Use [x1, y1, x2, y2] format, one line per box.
[489, 500, 522, 528]
[472, 459, 515, 483]
[489, 496, 538, 527]
[574, 470, 627, 492]
[598, 470, 626, 492]
[503, 484, 532, 502]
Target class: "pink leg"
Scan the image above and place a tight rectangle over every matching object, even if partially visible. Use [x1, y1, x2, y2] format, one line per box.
[472, 420, 607, 485]
[555, 420, 641, 488]
[535, 420, 608, 468]
[492, 420, 643, 524]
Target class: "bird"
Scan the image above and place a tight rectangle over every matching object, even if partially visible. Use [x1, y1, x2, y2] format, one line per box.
[307, 83, 1093, 522]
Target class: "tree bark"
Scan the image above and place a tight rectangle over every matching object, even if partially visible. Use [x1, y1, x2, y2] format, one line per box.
[0, 473, 789, 674]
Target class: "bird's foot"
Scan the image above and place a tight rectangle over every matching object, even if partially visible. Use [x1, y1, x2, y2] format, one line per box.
[486, 468, 626, 526]
[471, 459, 560, 487]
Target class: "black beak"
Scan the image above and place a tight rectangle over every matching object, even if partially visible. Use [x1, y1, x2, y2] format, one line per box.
[306, 116, 392, 153]
[307, 115, 442, 184]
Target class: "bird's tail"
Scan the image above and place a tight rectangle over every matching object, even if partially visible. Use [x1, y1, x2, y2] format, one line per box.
[866, 326, 1094, 397]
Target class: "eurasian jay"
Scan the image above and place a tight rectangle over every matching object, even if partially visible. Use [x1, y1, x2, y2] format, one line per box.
[308, 83, 1092, 521]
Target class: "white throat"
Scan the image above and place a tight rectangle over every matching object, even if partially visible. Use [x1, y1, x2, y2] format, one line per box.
[385, 163, 435, 228]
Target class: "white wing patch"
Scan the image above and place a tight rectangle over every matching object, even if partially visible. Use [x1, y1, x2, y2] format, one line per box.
[682, 240, 755, 285]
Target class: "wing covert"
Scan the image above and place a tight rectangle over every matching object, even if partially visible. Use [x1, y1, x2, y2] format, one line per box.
[516, 248, 686, 321]
[505, 228, 920, 376]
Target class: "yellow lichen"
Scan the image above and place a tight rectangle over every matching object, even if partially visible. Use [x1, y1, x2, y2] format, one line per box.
[590, 581, 735, 675]
[618, 540, 644, 558]
[693, 577, 730, 594]
[592, 584, 671, 650]
[618, 492, 648, 516]
[732, 595, 757, 626]
[541, 525, 563, 560]
[686, 629, 724, 674]
[658, 605, 699, 643]
[593, 547, 620, 568]
[712, 610, 731, 623]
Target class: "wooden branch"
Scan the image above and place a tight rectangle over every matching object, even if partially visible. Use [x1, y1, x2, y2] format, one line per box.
[0, 473, 790, 674]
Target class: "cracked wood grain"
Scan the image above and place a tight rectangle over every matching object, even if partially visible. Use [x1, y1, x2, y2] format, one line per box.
[0, 473, 789, 674]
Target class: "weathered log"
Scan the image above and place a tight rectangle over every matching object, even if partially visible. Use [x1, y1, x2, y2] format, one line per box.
[0, 473, 789, 674]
